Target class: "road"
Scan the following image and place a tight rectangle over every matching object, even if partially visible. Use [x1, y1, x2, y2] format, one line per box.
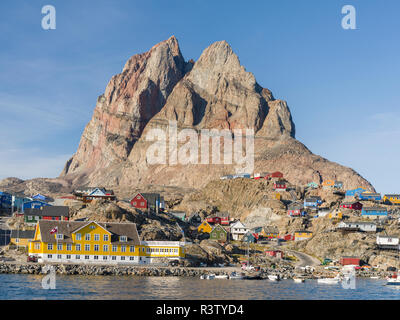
[286, 249, 321, 267]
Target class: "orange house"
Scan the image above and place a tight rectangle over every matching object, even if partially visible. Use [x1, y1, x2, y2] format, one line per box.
[322, 180, 335, 189]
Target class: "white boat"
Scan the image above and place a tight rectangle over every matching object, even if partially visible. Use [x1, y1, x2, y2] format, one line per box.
[293, 277, 305, 283]
[229, 272, 244, 280]
[200, 273, 216, 280]
[386, 276, 400, 285]
[317, 276, 341, 284]
[214, 274, 229, 279]
[267, 275, 280, 281]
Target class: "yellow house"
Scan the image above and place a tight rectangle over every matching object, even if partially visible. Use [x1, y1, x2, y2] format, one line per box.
[322, 180, 335, 189]
[294, 230, 313, 241]
[260, 226, 279, 238]
[10, 230, 35, 247]
[383, 194, 400, 205]
[197, 221, 212, 234]
[28, 220, 186, 264]
[328, 210, 343, 220]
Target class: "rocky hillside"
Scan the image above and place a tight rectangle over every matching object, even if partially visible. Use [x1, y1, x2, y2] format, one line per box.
[54, 36, 373, 192]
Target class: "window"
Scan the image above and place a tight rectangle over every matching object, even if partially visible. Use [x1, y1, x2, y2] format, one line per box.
[76, 255, 80, 260]
[85, 244, 90, 251]
[15, 239, 19, 243]
[121, 256, 125, 261]
[94, 244, 99, 252]
[119, 236, 127, 242]
[35, 243, 40, 250]
[103, 234, 109, 242]
[133, 202, 137, 206]
[57, 254, 62, 259]
[57, 244, 63, 251]
[56, 234, 63, 240]
[90, 225, 95, 229]
[67, 244, 72, 251]
[103, 245, 109, 252]
[130, 257, 134, 261]
[121, 245, 126, 253]
[76, 233, 81, 241]
[85, 234, 90, 241]
[94, 256, 98, 260]
[140, 202, 145, 206]
[94, 234, 100, 241]
[48, 254, 52, 259]
[111, 256, 116, 261]
[85, 255, 89, 260]
[130, 246, 135, 253]
[28, 216, 32, 220]
[75, 244, 81, 251]
[66, 254, 71, 259]
[103, 256, 107, 260]
[112, 245, 117, 252]
[47, 243, 53, 250]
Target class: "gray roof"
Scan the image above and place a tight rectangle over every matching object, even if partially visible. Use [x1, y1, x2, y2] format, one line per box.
[24, 206, 69, 217]
[140, 193, 161, 204]
[36, 220, 141, 245]
[10, 230, 35, 239]
[288, 203, 304, 210]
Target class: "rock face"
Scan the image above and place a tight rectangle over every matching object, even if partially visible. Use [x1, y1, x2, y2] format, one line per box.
[61, 36, 187, 178]
[59, 36, 374, 191]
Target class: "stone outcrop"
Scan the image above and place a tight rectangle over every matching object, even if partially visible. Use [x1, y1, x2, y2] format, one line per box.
[54, 36, 373, 191]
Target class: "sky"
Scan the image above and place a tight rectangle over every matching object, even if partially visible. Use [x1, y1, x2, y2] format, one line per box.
[0, 0, 399, 193]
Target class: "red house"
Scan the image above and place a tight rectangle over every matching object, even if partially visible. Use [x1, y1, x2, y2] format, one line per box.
[219, 212, 230, 225]
[266, 171, 284, 179]
[340, 201, 363, 211]
[265, 250, 284, 259]
[282, 234, 294, 241]
[340, 256, 360, 266]
[274, 180, 287, 191]
[206, 215, 222, 225]
[130, 193, 164, 211]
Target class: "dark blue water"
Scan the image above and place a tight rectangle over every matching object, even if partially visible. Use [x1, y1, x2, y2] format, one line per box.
[1, 274, 400, 300]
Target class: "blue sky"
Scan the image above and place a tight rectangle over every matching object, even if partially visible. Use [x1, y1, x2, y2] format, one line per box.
[0, 0, 399, 193]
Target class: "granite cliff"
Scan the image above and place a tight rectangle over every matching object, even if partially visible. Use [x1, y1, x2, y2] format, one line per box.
[56, 36, 373, 191]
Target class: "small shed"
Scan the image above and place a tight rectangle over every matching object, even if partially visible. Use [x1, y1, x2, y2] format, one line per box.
[340, 257, 361, 266]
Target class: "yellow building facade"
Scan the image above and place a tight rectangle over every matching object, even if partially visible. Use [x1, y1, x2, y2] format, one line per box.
[28, 220, 186, 264]
[383, 194, 400, 205]
[197, 221, 212, 234]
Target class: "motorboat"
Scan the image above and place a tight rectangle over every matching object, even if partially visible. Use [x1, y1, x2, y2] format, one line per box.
[200, 273, 216, 280]
[317, 275, 341, 284]
[293, 277, 305, 283]
[214, 274, 229, 279]
[386, 273, 400, 286]
[267, 274, 280, 281]
[228, 272, 244, 280]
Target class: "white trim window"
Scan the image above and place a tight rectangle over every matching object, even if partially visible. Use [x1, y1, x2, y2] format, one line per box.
[76, 255, 80, 260]
[66, 244, 72, 251]
[103, 245, 109, 252]
[57, 254, 62, 259]
[103, 256, 107, 260]
[76, 233, 81, 241]
[121, 245, 126, 253]
[66, 254, 71, 259]
[85, 244, 90, 251]
[112, 245, 117, 252]
[111, 256, 116, 261]
[120, 256, 125, 261]
[35, 243, 40, 250]
[57, 244, 63, 251]
[48, 254, 52, 259]
[103, 234, 109, 242]
[47, 243, 53, 250]
[94, 244, 99, 252]
[129, 246, 135, 253]
[119, 236, 127, 242]
[85, 234, 90, 241]
[56, 234, 64, 240]
[75, 244, 81, 251]
[85, 255, 89, 260]
[94, 234, 100, 241]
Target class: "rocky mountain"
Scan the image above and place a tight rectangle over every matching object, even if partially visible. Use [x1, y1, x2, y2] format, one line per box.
[59, 36, 372, 191]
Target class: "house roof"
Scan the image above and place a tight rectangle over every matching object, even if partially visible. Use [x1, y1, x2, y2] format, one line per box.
[384, 194, 400, 197]
[139, 193, 161, 204]
[10, 229, 35, 239]
[37, 220, 141, 245]
[24, 206, 69, 217]
[342, 221, 376, 226]
[360, 192, 381, 197]
[211, 224, 228, 234]
[295, 230, 312, 233]
[288, 202, 304, 210]
[362, 207, 388, 212]
[230, 221, 246, 229]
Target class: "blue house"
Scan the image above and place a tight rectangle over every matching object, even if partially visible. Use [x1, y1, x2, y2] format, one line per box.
[32, 193, 51, 202]
[0, 191, 12, 210]
[361, 207, 387, 219]
[242, 231, 256, 243]
[304, 196, 322, 208]
[307, 182, 319, 189]
[12, 195, 32, 212]
[345, 188, 366, 197]
[22, 200, 51, 212]
[358, 192, 382, 201]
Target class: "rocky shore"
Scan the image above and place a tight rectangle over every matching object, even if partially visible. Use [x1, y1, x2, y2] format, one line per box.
[0, 262, 394, 280]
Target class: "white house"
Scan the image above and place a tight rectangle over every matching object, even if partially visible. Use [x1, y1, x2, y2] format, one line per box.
[376, 235, 400, 249]
[337, 221, 377, 233]
[230, 221, 249, 241]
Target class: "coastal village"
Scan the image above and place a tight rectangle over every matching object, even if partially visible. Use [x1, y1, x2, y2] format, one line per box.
[1, 171, 400, 281]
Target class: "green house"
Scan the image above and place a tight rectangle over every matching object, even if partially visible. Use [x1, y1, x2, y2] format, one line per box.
[209, 225, 228, 242]
[307, 182, 319, 189]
